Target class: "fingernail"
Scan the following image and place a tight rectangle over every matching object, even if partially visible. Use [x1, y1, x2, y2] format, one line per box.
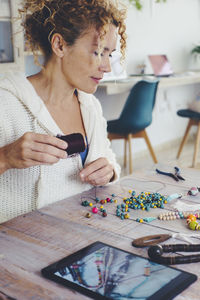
[80, 173, 85, 181]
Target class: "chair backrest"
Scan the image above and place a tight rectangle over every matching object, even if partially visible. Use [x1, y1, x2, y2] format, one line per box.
[119, 80, 159, 133]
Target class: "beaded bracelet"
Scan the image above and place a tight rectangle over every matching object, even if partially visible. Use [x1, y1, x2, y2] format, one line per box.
[158, 211, 200, 221]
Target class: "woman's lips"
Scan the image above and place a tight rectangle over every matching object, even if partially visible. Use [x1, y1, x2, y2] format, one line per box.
[91, 77, 102, 84]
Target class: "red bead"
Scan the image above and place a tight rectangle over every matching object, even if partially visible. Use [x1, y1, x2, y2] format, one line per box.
[187, 214, 197, 223]
[92, 207, 98, 214]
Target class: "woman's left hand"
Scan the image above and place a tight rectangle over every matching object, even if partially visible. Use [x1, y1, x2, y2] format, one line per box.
[80, 157, 114, 186]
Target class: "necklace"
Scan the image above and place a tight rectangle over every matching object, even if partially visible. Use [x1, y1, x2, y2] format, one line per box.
[71, 250, 105, 288]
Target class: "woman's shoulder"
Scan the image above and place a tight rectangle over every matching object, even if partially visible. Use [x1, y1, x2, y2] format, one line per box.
[0, 72, 27, 95]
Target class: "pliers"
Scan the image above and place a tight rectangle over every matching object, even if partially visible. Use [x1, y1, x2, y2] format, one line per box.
[156, 167, 185, 182]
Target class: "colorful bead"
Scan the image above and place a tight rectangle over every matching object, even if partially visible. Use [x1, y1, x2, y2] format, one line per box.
[81, 200, 89, 207]
[188, 221, 199, 230]
[124, 213, 130, 219]
[92, 207, 98, 214]
[188, 187, 199, 196]
[166, 193, 182, 202]
[85, 212, 92, 218]
[187, 214, 197, 223]
[143, 217, 157, 222]
[102, 211, 107, 217]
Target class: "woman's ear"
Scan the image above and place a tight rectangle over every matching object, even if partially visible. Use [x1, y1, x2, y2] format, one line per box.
[51, 33, 66, 58]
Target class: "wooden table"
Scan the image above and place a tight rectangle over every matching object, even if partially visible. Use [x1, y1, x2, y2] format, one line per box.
[1, 165, 200, 300]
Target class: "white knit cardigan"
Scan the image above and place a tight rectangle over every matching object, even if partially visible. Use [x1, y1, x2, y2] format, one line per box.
[0, 72, 120, 223]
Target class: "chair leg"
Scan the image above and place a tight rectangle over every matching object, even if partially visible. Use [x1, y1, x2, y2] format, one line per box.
[128, 134, 133, 174]
[192, 121, 200, 167]
[142, 130, 158, 163]
[124, 138, 127, 168]
[177, 119, 193, 159]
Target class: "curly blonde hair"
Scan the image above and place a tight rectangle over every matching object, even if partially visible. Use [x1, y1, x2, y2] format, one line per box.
[19, 0, 127, 64]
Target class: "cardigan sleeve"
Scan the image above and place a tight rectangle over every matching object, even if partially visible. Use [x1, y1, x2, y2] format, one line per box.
[0, 90, 7, 148]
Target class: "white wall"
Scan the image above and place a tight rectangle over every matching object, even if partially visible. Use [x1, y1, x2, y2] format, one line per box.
[95, 0, 200, 159]
[126, 0, 200, 73]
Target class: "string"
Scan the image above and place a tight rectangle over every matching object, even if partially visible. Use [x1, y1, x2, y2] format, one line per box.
[118, 178, 167, 194]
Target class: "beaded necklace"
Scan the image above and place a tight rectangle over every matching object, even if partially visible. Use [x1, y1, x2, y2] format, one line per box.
[71, 250, 105, 288]
[158, 211, 200, 221]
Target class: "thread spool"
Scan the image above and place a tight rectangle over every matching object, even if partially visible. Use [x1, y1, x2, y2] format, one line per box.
[57, 133, 85, 155]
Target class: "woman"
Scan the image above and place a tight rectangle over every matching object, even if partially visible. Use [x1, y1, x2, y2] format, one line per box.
[0, 0, 126, 222]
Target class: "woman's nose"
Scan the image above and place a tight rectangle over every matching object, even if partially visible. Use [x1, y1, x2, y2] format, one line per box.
[99, 56, 111, 73]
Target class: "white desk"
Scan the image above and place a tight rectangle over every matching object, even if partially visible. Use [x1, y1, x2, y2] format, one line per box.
[99, 71, 200, 95]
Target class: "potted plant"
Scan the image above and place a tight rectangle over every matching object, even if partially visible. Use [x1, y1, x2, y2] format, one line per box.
[128, 0, 167, 10]
[191, 45, 200, 56]
[191, 44, 200, 70]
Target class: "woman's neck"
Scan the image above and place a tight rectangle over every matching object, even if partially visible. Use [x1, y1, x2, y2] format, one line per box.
[27, 62, 76, 107]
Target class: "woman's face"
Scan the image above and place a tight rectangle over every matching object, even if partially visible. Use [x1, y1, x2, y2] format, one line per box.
[62, 24, 118, 94]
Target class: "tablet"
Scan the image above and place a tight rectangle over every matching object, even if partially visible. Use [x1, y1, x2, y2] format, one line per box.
[41, 241, 197, 300]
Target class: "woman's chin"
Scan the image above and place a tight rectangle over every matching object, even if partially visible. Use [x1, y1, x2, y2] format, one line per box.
[80, 85, 98, 94]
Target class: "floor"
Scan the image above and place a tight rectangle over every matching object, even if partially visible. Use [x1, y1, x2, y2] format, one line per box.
[118, 135, 200, 177]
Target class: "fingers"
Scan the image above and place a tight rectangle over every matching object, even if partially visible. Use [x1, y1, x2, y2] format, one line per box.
[25, 132, 68, 150]
[80, 157, 114, 186]
[22, 132, 68, 159]
[23, 149, 62, 165]
[3, 132, 69, 170]
[35, 133, 68, 150]
[30, 141, 67, 159]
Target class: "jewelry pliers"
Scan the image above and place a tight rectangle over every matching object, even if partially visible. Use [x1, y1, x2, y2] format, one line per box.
[156, 167, 185, 181]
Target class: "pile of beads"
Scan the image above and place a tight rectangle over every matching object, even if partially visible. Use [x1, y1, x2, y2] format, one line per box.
[81, 195, 117, 218]
[123, 191, 167, 212]
[158, 211, 200, 221]
[116, 203, 130, 220]
[186, 214, 200, 230]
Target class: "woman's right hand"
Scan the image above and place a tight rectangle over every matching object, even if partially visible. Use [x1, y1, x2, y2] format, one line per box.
[0, 132, 68, 174]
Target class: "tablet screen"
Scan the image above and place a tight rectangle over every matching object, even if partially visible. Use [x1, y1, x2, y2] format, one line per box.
[42, 242, 197, 300]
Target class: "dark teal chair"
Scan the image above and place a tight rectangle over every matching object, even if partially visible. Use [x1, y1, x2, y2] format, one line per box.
[177, 109, 200, 167]
[107, 80, 159, 173]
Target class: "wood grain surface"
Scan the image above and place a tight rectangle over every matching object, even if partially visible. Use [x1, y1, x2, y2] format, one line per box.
[1, 164, 200, 300]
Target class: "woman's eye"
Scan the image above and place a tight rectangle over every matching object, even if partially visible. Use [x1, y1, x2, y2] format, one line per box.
[109, 54, 112, 58]
[94, 51, 104, 57]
